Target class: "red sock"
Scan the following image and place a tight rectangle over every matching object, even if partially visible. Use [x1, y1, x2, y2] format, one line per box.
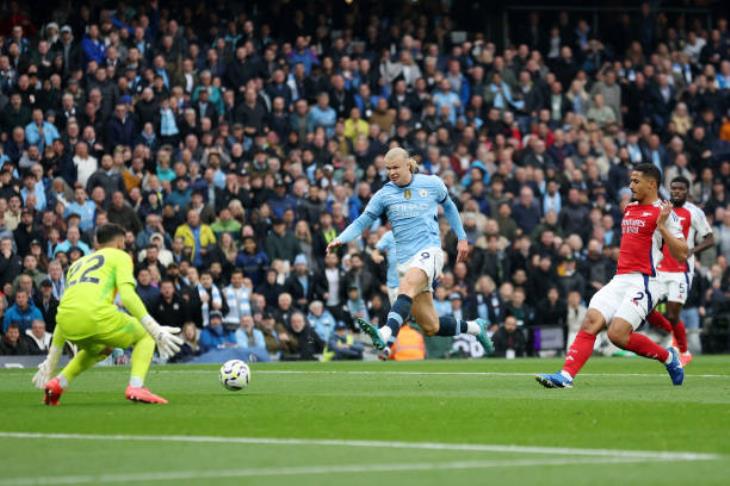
[624, 332, 669, 362]
[562, 331, 596, 378]
[646, 310, 673, 333]
[673, 321, 688, 353]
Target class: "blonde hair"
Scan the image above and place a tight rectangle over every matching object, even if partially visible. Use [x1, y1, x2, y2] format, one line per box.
[384, 147, 418, 173]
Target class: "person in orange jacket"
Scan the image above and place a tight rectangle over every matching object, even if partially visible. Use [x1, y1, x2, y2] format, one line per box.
[389, 323, 425, 361]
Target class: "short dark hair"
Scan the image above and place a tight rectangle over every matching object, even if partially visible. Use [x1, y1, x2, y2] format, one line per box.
[95, 223, 126, 245]
[633, 163, 661, 186]
[671, 176, 690, 189]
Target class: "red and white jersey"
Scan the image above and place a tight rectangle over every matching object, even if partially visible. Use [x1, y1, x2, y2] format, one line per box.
[617, 200, 684, 276]
[657, 201, 712, 274]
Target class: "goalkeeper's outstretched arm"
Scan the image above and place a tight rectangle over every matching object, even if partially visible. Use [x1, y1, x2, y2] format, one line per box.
[118, 283, 183, 359]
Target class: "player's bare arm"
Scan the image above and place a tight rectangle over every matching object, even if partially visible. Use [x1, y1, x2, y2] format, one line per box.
[692, 233, 715, 255]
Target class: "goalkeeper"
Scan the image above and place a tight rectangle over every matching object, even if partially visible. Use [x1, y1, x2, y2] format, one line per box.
[33, 224, 183, 405]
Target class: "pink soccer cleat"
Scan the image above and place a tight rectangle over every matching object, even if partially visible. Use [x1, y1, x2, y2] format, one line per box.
[43, 378, 64, 406]
[125, 386, 168, 404]
[680, 351, 693, 367]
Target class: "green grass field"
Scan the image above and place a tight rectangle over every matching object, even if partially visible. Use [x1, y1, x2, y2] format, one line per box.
[1, 356, 729, 485]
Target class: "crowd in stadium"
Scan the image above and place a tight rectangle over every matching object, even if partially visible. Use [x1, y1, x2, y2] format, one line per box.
[0, 0, 729, 361]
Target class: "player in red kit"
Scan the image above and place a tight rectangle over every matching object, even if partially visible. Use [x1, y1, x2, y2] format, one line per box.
[536, 164, 688, 388]
[646, 176, 714, 366]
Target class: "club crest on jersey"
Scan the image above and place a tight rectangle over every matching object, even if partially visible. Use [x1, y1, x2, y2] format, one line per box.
[419, 189, 428, 198]
[403, 189, 412, 200]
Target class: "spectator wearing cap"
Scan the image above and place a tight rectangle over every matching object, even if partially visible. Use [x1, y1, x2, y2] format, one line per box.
[268, 178, 298, 220]
[51, 25, 83, 77]
[168, 177, 192, 212]
[199, 310, 236, 353]
[285, 254, 325, 311]
[174, 209, 216, 267]
[326, 321, 364, 361]
[34, 278, 58, 333]
[105, 101, 137, 151]
[25, 108, 59, 152]
[3, 289, 42, 333]
[264, 217, 301, 264]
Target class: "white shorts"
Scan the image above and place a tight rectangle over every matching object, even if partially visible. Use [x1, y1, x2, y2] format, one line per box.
[396, 246, 444, 294]
[656, 271, 692, 305]
[387, 287, 399, 305]
[588, 274, 662, 330]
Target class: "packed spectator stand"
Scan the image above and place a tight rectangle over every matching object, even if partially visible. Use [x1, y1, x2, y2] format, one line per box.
[0, 0, 729, 362]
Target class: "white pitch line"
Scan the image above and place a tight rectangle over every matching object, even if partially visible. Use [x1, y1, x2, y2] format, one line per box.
[0, 432, 719, 462]
[137, 369, 730, 379]
[0, 457, 699, 486]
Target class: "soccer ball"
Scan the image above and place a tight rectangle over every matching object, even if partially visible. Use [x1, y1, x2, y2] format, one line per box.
[219, 359, 250, 391]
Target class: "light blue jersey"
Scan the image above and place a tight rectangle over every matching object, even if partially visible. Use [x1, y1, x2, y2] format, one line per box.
[338, 174, 467, 264]
[376, 230, 399, 288]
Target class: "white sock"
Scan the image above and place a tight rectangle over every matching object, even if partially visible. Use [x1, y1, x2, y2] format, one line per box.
[465, 320, 481, 335]
[379, 326, 393, 343]
[57, 374, 69, 389]
[129, 376, 144, 388]
[560, 370, 573, 380]
[665, 351, 674, 365]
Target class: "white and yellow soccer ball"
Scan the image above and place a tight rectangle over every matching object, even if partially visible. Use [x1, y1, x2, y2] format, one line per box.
[219, 359, 250, 391]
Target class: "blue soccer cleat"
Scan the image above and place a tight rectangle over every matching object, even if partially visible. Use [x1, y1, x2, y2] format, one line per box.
[535, 372, 574, 389]
[665, 347, 684, 386]
[474, 318, 494, 356]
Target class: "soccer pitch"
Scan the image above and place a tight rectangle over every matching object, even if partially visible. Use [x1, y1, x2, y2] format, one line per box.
[1, 357, 729, 485]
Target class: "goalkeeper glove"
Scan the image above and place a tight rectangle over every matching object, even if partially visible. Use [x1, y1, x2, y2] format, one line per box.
[32, 344, 62, 389]
[140, 315, 184, 359]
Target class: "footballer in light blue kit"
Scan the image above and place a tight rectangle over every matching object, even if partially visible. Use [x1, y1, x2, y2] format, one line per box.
[374, 229, 399, 305]
[327, 147, 493, 355]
